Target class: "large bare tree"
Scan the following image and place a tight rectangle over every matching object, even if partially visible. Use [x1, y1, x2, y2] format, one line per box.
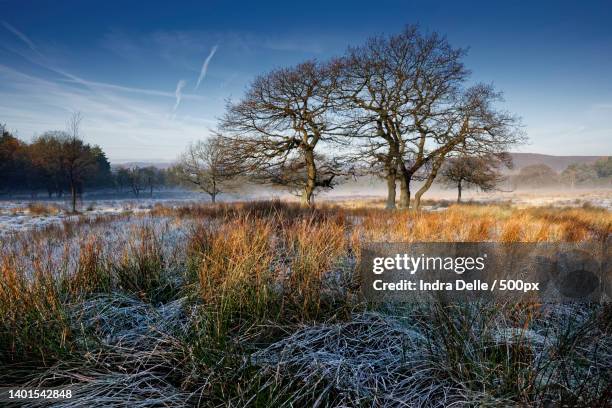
[335, 26, 469, 209]
[336, 26, 524, 209]
[219, 61, 345, 206]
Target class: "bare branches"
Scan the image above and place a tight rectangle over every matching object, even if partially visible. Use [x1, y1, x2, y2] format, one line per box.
[214, 25, 525, 208]
[220, 61, 346, 205]
[173, 136, 237, 203]
[440, 154, 512, 202]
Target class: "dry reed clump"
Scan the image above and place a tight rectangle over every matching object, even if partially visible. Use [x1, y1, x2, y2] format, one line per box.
[112, 224, 176, 304]
[190, 216, 277, 341]
[283, 217, 350, 320]
[187, 212, 352, 330]
[64, 237, 111, 297]
[0, 255, 72, 368]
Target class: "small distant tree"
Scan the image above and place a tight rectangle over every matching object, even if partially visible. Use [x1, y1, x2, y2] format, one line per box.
[29, 131, 66, 197]
[440, 154, 512, 202]
[561, 163, 598, 188]
[63, 112, 97, 212]
[515, 164, 559, 188]
[127, 167, 146, 197]
[593, 157, 612, 179]
[173, 137, 236, 203]
[139, 166, 162, 197]
[30, 113, 97, 211]
[114, 167, 131, 193]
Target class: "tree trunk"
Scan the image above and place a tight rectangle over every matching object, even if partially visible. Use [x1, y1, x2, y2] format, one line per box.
[457, 179, 462, 203]
[398, 172, 412, 209]
[414, 159, 443, 210]
[303, 148, 316, 207]
[211, 192, 216, 203]
[71, 184, 77, 213]
[414, 181, 431, 211]
[386, 172, 396, 209]
[384, 156, 397, 209]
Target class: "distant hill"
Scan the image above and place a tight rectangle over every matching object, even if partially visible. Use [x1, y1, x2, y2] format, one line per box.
[509, 153, 604, 173]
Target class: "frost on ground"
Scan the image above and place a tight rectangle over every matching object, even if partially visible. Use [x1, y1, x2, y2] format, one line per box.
[24, 294, 193, 408]
[2, 190, 611, 236]
[0, 198, 200, 236]
[250, 306, 611, 407]
[21, 303, 610, 407]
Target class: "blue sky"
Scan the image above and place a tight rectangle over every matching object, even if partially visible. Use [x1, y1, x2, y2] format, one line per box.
[1, 0, 611, 161]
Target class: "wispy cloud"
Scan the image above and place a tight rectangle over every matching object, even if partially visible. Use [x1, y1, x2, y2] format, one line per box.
[195, 45, 218, 90]
[0, 23, 217, 160]
[1, 21, 40, 55]
[0, 63, 217, 158]
[173, 79, 187, 114]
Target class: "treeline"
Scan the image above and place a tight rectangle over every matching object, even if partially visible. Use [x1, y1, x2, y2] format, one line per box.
[1, 119, 182, 210]
[512, 159, 612, 188]
[113, 166, 178, 197]
[1, 120, 111, 209]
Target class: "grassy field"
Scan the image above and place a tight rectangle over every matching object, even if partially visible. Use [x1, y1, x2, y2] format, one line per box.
[0, 200, 610, 407]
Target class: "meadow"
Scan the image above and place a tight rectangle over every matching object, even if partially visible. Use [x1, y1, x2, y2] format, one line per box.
[0, 199, 610, 407]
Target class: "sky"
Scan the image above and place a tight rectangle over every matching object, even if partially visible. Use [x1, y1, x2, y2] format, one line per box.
[0, 0, 611, 162]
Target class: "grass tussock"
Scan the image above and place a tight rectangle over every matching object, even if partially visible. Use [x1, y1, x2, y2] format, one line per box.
[0, 255, 72, 368]
[0, 200, 610, 406]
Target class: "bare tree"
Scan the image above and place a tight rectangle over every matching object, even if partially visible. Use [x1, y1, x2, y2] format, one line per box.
[219, 61, 345, 206]
[126, 167, 146, 197]
[440, 153, 512, 202]
[173, 137, 236, 203]
[410, 84, 524, 209]
[336, 26, 524, 209]
[334, 26, 470, 209]
[63, 112, 97, 212]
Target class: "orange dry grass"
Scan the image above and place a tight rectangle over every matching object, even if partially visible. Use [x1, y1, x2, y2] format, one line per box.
[0, 255, 71, 364]
[356, 204, 610, 243]
[195, 217, 274, 304]
[66, 237, 110, 296]
[1, 200, 609, 363]
[284, 217, 348, 318]
[189, 217, 276, 340]
[189, 213, 350, 328]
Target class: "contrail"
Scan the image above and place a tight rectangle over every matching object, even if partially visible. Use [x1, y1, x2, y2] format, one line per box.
[194, 45, 218, 90]
[173, 79, 187, 114]
[2, 21, 41, 55]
